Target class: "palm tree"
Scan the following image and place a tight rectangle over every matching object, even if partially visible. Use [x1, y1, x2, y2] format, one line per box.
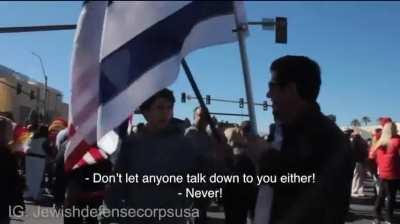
[351, 119, 361, 127]
[361, 116, 371, 126]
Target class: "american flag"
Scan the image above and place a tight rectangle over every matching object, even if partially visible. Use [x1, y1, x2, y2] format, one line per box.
[65, 2, 108, 171]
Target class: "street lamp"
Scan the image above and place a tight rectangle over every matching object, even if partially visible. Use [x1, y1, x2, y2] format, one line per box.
[31, 52, 48, 123]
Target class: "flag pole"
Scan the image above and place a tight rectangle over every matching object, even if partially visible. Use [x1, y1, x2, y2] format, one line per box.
[181, 58, 221, 143]
[233, 4, 258, 136]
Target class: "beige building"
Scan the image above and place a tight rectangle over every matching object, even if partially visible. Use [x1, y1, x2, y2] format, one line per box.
[0, 64, 68, 123]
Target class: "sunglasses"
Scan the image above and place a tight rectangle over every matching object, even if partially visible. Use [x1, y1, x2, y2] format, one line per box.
[268, 81, 288, 89]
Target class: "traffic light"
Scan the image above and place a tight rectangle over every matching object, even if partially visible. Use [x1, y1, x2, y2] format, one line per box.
[16, 83, 22, 95]
[206, 95, 211, 105]
[239, 98, 244, 108]
[275, 17, 287, 44]
[263, 101, 268, 111]
[30, 90, 35, 100]
[181, 92, 186, 103]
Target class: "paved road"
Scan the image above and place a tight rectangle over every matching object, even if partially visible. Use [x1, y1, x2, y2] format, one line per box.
[10, 178, 400, 224]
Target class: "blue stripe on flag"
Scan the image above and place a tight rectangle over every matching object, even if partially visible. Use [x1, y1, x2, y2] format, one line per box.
[99, 1, 234, 104]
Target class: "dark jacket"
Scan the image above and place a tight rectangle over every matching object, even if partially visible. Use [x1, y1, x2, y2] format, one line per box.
[260, 104, 353, 224]
[351, 134, 368, 163]
[0, 147, 24, 219]
[104, 124, 206, 224]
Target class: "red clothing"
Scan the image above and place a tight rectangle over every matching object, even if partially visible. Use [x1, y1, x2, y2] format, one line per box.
[375, 135, 400, 180]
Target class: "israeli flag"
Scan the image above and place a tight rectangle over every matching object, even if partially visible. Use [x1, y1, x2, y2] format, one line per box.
[67, 1, 247, 170]
[97, 1, 247, 143]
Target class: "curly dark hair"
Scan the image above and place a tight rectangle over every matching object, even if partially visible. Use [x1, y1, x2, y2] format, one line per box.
[139, 88, 175, 112]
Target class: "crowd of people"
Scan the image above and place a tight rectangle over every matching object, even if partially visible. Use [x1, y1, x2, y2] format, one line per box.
[346, 117, 400, 224]
[0, 111, 68, 224]
[0, 55, 399, 224]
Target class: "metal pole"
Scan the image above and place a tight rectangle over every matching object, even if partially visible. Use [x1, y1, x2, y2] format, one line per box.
[32, 52, 48, 123]
[187, 94, 271, 107]
[0, 24, 76, 33]
[210, 112, 249, 117]
[233, 6, 258, 136]
[181, 59, 221, 142]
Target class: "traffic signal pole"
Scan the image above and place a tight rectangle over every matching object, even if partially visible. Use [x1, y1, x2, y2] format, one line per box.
[233, 7, 258, 136]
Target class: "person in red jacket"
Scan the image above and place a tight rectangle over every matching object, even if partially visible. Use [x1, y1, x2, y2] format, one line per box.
[370, 121, 400, 224]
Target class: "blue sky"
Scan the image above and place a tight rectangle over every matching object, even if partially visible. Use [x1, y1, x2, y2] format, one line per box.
[0, 1, 399, 133]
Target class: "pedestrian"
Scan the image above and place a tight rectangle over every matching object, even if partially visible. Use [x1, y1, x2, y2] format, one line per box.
[367, 128, 383, 198]
[184, 106, 218, 224]
[47, 118, 67, 159]
[343, 129, 358, 220]
[43, 118, 67, 195]
[240, 120, 265, 174]
[251, 55, 353, 224]
[104, 89, 225, 224]
[369, 121, 400, 224]
[0, 115, 24, 224]
[53, 128, 68, 209]
[349, 130, 369, 198]
[24, 124, 48, 202]
[223, 122, 257, 224]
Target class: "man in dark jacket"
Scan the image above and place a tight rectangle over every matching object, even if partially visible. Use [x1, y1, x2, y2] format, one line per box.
[104, 89, 211, 224]
[256, 55, 353, 224]
[0, 115, 24, 224]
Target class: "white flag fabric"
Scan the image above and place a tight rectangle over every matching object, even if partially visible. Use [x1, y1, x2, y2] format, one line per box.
[66, 1, 247, 171]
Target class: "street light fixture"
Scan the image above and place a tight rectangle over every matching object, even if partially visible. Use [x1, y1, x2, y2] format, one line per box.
[31, 52, 48, 123]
